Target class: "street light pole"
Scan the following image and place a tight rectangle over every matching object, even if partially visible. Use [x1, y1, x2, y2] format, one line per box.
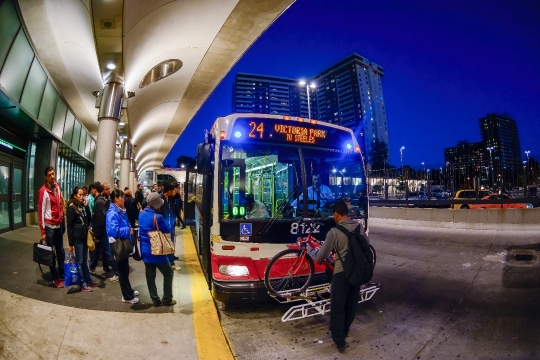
[299, 81, 316, 119]
[487, 146, 494, 190]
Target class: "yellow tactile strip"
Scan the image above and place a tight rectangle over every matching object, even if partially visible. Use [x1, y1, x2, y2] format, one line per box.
[183, 232, 235, 360]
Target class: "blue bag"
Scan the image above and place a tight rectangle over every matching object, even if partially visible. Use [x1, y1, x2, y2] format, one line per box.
[64, 253, 80, 287]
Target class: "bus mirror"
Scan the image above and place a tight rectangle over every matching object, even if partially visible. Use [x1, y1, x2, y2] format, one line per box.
[196, 143, 214, 175]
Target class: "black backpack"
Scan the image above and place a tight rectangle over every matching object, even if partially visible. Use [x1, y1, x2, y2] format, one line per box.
[334, 224, 374, 286]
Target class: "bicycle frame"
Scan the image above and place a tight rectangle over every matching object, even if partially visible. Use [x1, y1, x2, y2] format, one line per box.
[285, 233, 335, 274]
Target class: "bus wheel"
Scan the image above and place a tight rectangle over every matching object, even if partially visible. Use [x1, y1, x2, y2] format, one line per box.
[370, 244, 377, 271]
[264, 249, 314, 295]
[460, 205, 470, 209]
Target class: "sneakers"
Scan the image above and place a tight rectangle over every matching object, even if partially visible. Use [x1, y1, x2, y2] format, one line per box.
[53, 279, 64, 288]
[109, 275, 119, 282]
[181, 226, 186, 229]
[172, 265, 181, 270]
[133, 290, 139, 296]
[122, 297, 139, 304]
[88, 282, 99, 288]
[161, 300, 177, 306]
[337, 342, 347, 353]
[103, 267, 111, 273]
[89, 269, 96, 275]
[82, 286, 93, 292]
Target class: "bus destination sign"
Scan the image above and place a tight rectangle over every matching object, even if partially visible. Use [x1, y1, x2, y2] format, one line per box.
[230, 117, 356, 150]
[250, 121, 326, 144]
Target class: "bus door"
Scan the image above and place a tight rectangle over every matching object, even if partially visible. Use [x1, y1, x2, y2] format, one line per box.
[221, 159, 246, 219]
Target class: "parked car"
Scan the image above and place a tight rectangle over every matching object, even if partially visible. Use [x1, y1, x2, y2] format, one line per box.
[469, 194, 533, 209]
[453, 189, 493, 209]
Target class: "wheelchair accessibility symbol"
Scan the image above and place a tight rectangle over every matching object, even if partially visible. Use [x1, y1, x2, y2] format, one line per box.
[240, 223, 252, 236]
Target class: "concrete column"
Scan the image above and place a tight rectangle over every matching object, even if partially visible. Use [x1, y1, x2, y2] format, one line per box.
[120, 140, 132, 190]
[129, 159, 136, 191]
[94, 82, 124, 185]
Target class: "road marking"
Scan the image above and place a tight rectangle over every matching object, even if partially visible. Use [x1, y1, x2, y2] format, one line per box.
[182, 231, 235, 360]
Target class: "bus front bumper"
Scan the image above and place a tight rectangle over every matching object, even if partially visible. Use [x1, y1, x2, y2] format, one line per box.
[211, 273, 332, 304]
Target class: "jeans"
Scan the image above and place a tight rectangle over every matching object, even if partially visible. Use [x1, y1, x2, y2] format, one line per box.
[45, 226, 65, 280]
[89, 235, 119, 275]
[73, 242, 93, 286]
[145, 262, 174, 305]
[117, 258, 135, 300]
[167, 231, 176, 265]
[330, 271, 361, 347]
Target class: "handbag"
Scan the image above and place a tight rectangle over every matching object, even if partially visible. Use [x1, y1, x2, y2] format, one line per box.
[64, 252, 80, 287]
[70, 204, 95, 251]
[33, 242, 55, 275]
[111, 238, 133, 263]
[132, 227, 142, 261]
[149, 214, 175, 255]
[87, 228, 95, 252]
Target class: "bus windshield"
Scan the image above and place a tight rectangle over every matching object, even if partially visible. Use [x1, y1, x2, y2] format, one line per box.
[220, 141, 366, 221]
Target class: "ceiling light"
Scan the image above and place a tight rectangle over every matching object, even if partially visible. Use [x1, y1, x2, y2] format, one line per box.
[107, 63, 116, 70]
[139, 59, 182, 88]
[119, 122, 125, 125]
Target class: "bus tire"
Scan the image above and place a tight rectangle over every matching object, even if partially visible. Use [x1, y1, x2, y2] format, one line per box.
[460, 205, 470, 209]
[264, 249, 314, 295]
[370, 244, 377, 271]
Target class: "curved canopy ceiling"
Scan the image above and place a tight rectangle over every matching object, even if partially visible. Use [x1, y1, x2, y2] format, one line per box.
[18, 0, 294, 174]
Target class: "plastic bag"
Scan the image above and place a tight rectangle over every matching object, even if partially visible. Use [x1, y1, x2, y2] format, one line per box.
[64, 252, 80, 287]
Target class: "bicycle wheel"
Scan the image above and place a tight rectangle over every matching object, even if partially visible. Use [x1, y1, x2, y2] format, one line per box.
[369, 244, 377, 271]
[264, 249, 314, 295]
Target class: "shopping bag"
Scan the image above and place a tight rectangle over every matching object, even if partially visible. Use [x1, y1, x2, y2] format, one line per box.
[64, 253, 80, 287]
[33, 242, 55, 267]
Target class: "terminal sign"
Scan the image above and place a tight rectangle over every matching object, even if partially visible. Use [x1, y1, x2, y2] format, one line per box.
[249, 121, 326, 144]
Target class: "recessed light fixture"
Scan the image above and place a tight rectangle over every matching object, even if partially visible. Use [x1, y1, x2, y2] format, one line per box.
[139, 59, 182, 88]
[107, 63, 116, 70]
[119, 122, 125, 125]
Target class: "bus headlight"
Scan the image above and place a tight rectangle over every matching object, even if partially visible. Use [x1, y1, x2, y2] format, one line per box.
[218, 265, 249, 276]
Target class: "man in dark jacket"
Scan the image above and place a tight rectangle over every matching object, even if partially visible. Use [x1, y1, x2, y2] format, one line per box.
[123, 189, 138, 228]
[160, 183, 179, 269]
[89, 182, 119, 280]
[306, 201, 370, 353]
[172, 182, 186, 229]
[134, 183, 144, 211]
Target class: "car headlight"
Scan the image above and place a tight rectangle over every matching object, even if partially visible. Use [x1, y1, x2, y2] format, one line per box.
[218, 265, 249, 276]
[526, 203, 533, 208]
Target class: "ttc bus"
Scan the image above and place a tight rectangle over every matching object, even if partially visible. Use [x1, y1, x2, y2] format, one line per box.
[192, 113, 368, 304]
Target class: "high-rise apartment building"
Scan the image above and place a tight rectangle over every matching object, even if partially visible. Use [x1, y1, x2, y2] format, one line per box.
[310, 54, 389, 162]
[232, 54, 389, 164]
[444, 140, 487, 176]
[479, 113, 521, 173]
[232, 73, 308, 117]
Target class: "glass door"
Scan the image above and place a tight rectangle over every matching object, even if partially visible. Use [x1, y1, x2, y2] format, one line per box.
[12, 163, 24, 229]
[0, 162, 10, 232]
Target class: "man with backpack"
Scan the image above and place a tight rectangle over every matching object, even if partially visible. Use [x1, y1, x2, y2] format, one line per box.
[306, 200, 373, 353]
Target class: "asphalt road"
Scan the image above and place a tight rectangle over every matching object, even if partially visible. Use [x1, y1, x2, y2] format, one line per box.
[218, 223, 540, 360]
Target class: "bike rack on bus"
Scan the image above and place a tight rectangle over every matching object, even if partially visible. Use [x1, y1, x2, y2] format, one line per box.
[268, 282, 380, 322]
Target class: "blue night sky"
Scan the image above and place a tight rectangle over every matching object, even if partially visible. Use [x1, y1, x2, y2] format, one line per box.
[164, 0, 540, 169]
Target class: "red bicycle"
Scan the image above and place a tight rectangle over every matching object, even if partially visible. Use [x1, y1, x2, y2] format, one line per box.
[264, 230, 376, 295]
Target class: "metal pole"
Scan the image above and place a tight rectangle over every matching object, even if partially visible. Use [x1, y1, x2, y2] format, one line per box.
[306, 84, 311, 120]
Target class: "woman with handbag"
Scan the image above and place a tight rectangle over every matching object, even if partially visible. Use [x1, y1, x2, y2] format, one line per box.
[138, 192, 176, 307]
[106, 189, 139, 304]
[66, 187, 99, 292]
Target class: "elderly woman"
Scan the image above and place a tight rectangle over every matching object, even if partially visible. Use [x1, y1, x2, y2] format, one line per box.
[106, 189, 139, 304]
[66, 187, 98, 292]
[138, 192, 176, 307]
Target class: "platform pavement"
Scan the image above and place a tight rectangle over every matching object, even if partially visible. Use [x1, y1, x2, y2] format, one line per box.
[0, 225, 234, 360]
